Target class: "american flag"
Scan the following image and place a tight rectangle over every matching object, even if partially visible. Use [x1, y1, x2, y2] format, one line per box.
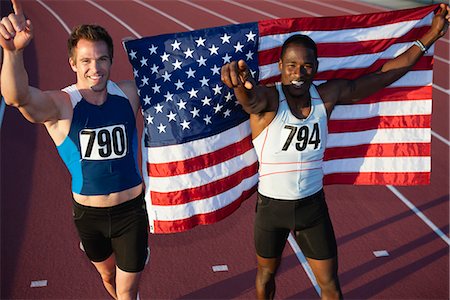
[124, 4, 437, 233]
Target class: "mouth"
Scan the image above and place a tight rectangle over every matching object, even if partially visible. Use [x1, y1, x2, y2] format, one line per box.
[291, 80, 305, 88]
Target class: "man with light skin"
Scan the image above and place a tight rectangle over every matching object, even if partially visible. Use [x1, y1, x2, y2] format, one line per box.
[0, 0, 149, 299]
[222, 4, 449, 300]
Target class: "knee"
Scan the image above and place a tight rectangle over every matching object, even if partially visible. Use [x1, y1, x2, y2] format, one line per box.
[316, 275, 342, 300]
[256, 264, 276, 285]
[100, 269, 116, 285]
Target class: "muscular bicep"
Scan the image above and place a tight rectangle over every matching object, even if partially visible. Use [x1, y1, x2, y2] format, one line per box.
[16, 88, 65, 124]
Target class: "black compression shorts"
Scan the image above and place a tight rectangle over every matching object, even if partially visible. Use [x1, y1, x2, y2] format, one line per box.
[254, 189, 337, 260]
[72, 191, 149, 272]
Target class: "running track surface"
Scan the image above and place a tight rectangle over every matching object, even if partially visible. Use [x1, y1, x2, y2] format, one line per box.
[1, 1, 448, 299]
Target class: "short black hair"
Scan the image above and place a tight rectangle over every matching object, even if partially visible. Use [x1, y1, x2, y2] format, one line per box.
[280, 34, 318, 60]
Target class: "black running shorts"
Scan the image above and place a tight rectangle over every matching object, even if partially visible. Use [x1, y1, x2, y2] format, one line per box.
[254, 189, 337, 260]
[72, 191, 149, 272]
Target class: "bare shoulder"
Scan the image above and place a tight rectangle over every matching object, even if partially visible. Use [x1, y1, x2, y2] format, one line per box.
[316, 79, 345, 104]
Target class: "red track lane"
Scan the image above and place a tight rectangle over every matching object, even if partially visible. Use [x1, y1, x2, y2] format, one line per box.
[1, 1, 448, 299]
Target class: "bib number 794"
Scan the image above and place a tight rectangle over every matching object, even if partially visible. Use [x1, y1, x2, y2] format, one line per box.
[79, 125, 127, 160]
[281, 123, 321, 151]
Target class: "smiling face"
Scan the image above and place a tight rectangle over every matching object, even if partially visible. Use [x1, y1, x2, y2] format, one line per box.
[69, 39, 112, 93]
[278, 42, 318, 98]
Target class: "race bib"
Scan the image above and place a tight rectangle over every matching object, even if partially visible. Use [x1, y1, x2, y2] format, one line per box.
[279, 123, 322, 153]
[79, 125, 128, 160]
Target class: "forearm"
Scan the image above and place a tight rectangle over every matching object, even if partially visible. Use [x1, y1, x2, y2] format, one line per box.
[1, 49, 32, 107]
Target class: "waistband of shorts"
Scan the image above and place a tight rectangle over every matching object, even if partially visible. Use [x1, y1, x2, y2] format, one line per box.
[258, 188, 324, 204]
[72, 191, 144, 214]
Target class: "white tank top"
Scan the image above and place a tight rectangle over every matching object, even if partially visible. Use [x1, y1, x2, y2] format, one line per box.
[252, 83, 328, 200]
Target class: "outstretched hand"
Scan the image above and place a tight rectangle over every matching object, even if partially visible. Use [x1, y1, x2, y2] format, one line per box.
[0, 0, 33, 51]
[221, 59, 254, 90]
[431, 3, 450, 39]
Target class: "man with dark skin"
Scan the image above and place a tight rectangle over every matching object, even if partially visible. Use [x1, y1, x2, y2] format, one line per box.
[222, 4, 449, 299]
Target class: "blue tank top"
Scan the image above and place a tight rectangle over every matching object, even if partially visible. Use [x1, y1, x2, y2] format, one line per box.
[57, 81, 142, 195]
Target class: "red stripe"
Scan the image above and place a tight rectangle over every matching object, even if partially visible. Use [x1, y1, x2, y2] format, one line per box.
[258, 26, 430, 66]
[152, 186, 257, 234]
[259, 56, 432, 84]
[324, 172, 430, 185]
[148, 135, 253, 177]
[324, 143, 431, 161]
[150, 162, 258, 205]
[328, 115, 431, 134]
[356, 86, 432, 104]
[258, 5, 437, 35]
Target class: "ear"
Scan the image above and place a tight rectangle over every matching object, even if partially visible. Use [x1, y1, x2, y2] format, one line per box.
[278, 58, 283, 72]
[69, 57, 77, 72]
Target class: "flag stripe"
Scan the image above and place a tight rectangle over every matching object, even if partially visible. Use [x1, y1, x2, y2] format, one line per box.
[324, 143, 431, 160]
[258, 6, 435, 40]
[327, 128, 430, 148]
[323, 156, 430, 173]
[328, 115, 431, 133]
[150, 162, 258, 205]
[323, 172, 430, 185]
[148, 135, 254, 177]
[152, 185, 257, 233]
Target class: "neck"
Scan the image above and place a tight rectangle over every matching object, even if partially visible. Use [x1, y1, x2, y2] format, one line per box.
[77, 85, 108, 105]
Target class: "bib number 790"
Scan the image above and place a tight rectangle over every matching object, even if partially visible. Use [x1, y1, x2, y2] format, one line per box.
[79, 125, 127, 160]
[282, 123, 321, 151]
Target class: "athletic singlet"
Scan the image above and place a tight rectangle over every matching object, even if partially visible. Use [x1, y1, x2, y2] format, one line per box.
[57, 81, 142, 196]
[252, 83, 328, 200]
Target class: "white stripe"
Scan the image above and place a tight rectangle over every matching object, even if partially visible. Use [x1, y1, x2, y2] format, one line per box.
[85, 0, 142, 38]
[179, 0, 238, 24]
[287, 233, 321, 295]
[323, 156, 430, 174]
[133, 0, 193, 31]
[259, 47, 434, 80]
[330, 100, 432, 120]
[147, 121, 251, 163]
[150, 174, 258, 220]
[386, 186, 450, 246]
[431, 131, 450, 146]
[327, 128, 430, 147]
[36, 0, 71, 34]
[311, 70, 433, 89]
[264, 0, 321, 17]
[149, 148, 257, 192]
[223, 0, 278, 19]
[259, 12, 433, 51]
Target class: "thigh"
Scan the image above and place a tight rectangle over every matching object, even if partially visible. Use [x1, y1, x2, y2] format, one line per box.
[111, 203, 149, 272]
[72, 204, 113, 262]
[254, 193, 291, 258]
[294, 194, 337, 260]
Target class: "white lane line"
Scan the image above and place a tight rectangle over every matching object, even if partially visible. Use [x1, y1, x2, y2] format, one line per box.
[223, 0, 278, 19]
[264, 0, 321, 17]
[434, 55, 450, 65]
[303, 0, 360, 15]
[179, 0, 238, 24]
[133, 0, 193, 31]
[433, 83, 450, 95]
[36, 0, 71, 34]
[287, 233, 321, 295]
[85, 0, 142, 38]
[431, 130, 450, 146]
[386, 185, 450, 246]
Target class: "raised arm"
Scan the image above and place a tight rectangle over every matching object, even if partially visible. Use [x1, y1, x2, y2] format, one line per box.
[319, 4, 450, 109]
[221, 59, 276, 115]
[0, 0, 62, 123]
